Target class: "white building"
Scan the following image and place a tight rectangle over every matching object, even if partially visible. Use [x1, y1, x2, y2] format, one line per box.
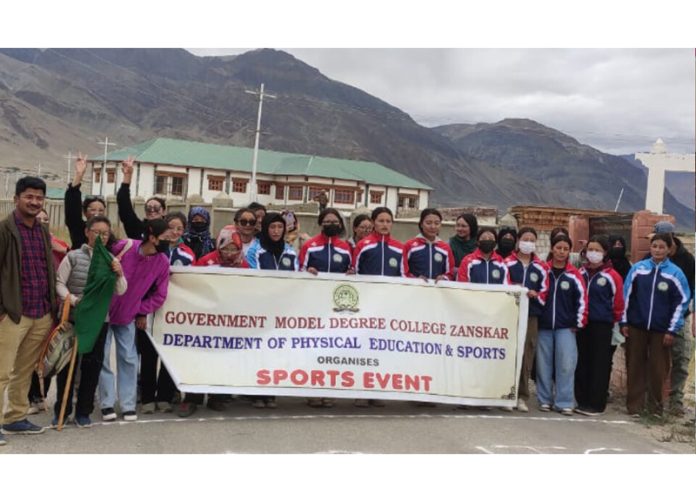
[89, 138, 431, 213]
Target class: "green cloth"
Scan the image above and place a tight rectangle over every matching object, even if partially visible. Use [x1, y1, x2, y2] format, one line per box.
[449, 235, 478, 267]
[74, 238, 116, 354]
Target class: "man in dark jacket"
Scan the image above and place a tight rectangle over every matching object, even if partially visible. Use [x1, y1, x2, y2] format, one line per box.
[0, 177, 57, 444]
[650, 221, 695, 416]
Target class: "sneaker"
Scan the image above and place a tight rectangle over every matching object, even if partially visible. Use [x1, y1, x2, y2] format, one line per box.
[122, 411, 138, 421]
[74, 415, 92, 428]
[575, 407, 602, 417]
[307, 398, 324, 408]
[2, 419, 45, 435]
[177, 402, 197, 418]
[560, 408, 574, 416]
[252, 399, 266, 409]
[101, 408, 117, 422]
[157, 401, 173, 413]
[517, 399, 529, 413]
[265, 399, 277, 409]
[369, 399, 385, 408]
[539, 404, 552, 412]
[0, 431, 6, 446]
[206, 399, 227, 412]
[354, 399, 370, 408]
[141, 402, 156, 414]
[321, 398, 335, 408]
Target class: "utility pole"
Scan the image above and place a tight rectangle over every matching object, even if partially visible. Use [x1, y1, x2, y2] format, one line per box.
[245, 83, 276, 202]
[63, 151, 73, 185]
[97, 137, 116, 196]
[614, 187, 624, 212]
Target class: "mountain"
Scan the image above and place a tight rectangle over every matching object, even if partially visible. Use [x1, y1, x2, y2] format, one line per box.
[0, 48, 692, 228]
[433, 119, 693, 229]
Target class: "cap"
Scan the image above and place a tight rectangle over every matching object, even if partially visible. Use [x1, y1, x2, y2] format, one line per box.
[653, 221, 675, 234]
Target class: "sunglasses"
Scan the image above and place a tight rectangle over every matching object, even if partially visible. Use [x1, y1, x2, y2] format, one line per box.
[145, 206, 163, 213]
[237, 218, 257, 227]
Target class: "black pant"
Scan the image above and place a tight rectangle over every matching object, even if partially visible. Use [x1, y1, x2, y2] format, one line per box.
[137, 329, 176, 404]
[28, 372, 51, 403]
[53, 323, 108, 418]
[575, 321, 614, 412]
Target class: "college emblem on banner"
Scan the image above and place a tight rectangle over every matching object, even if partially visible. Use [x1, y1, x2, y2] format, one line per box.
[333, 284, 360, 312]
[560, 281, 570, 290]
[657, 281, 669, 292]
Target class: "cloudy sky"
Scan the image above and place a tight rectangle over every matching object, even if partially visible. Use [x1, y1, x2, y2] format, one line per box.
[189, 48, 694, 155]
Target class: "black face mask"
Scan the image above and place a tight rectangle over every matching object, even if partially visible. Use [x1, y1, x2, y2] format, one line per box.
[191, 221, 208, 233]
[155, 240, 171, 254]
[322, 224, 341, 238]
[608, 247, 625, 259]
[479, 240, 496, 253]
[498, 238, 516, 254]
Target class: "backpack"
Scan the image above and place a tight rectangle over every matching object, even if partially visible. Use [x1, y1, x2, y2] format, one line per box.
[36, 297, 74, 383]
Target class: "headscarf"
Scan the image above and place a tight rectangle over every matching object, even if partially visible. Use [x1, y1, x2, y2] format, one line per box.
[216, 225, 244, 267]
[183, 206, 215, 259]
[260, 212, 286, 259]
[608, 234, 632, 279]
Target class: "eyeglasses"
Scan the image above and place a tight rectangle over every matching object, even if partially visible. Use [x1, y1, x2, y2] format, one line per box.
[322, 220, 340, 226]
[145, 206, 162, 213]
[237, 218, 256, 227]
[89, 229, 111, 237]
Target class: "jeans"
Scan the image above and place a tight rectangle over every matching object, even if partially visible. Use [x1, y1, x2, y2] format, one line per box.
[99, 322, 138, 413]
[536, 328, 578, 410]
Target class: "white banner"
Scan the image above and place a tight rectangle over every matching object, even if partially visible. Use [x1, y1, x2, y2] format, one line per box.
[152, 267, 528, 406]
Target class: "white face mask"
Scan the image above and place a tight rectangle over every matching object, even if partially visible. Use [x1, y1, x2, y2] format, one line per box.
[518, 241, 536, 255]
[586, 250, 604, 264]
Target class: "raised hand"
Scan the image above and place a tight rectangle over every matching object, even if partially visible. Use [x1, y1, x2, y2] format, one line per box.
[121, 156, 135, 183]
[72, 151, 88, 185]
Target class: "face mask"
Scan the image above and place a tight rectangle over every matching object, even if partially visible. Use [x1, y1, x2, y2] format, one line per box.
[519, 241, 536, 255]
[498, 238, 516, 254]
[479, 240, 496, 253]
[586, 250, 604, 265]
[608, 247, 624, 259]
[155, 239, 171, 254]
[322, 224, 341, 237]
[191, 221, 208, 233]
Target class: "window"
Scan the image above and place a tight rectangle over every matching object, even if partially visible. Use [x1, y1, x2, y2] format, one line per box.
[94, 170, 101, 183]
[155, 175, 167, 195]
[258, 182, 271, 195]
[171, 177, 184, 196]
[370, 190, 383, 204]
[275, 184, 285, 200]
[308, 186, 324, 201]
[106, 170, 115, 183]
[232, 179, 247, 193]
[208, 177, 224, 192]
[334, 189, 354, 205]
[398, 195, 418, 210]
[288, 185, 303, 201]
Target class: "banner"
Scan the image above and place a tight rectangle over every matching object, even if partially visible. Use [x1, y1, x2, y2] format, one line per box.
[152, 268, 528, 406]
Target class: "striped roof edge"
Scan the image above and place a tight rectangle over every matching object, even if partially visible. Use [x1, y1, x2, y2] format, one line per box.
[91, 137, 432, 191]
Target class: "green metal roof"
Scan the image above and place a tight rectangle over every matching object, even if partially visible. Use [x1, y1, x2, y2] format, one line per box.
[45, 187, 65, 199]
[92, 137, 431, 191]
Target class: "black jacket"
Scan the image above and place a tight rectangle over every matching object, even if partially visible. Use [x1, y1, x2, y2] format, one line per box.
[117, 183, 146, 239]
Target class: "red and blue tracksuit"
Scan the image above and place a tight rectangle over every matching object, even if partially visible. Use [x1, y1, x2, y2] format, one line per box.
[505, 251, 549, 316]
[167, 243, 196, 267]
[581, 261, 624, 324]
[299, 233, 352, 273]
[456, 248, 510, 284]
[539, 262, 588, 330]
[246, 240, 299, 271]
[621, 257, 690, 335]
[353, 232, 405, 277]
[403, 235, 455, 280]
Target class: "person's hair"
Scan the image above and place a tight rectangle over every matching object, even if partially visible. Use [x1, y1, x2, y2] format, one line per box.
[166, 211, 187, 228]
[456, 213, 479, 239]
[317, 208, 346, 236]
[248, 202, 266, 213]
[477, 226, 497, 241]
[352, 213, 372, 231]
[86, 215, 116, 247]
[650, 232, 673, 248]
[15, 176, 46, 196]
[234, 207, 256, 222]
[82, 195, 106, 213]
[143, 218, 169, 239]
[550, 227, 569, 240]
[145, 196, 166, 211]
[551, 234, 573, 250]
[517, 226, 537, 239]
[608, 234, 627, 251]
[497, 226, 518, 243]
[371, 206, 393, 222]
[587, 234, 610, 254]
[418, 208, 442, 233]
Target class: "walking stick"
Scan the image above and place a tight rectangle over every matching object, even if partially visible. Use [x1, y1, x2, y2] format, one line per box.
[57, 338, 79, 432]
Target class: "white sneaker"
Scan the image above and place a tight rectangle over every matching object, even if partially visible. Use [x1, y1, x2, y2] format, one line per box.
[122, 411, 138, 421]
[517, 399, 529, 413]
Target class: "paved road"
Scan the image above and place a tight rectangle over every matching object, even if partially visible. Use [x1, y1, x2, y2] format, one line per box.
[2, 397, 693, 454]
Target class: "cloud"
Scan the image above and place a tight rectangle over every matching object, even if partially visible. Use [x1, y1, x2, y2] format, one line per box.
[188, 48, 695, 154]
